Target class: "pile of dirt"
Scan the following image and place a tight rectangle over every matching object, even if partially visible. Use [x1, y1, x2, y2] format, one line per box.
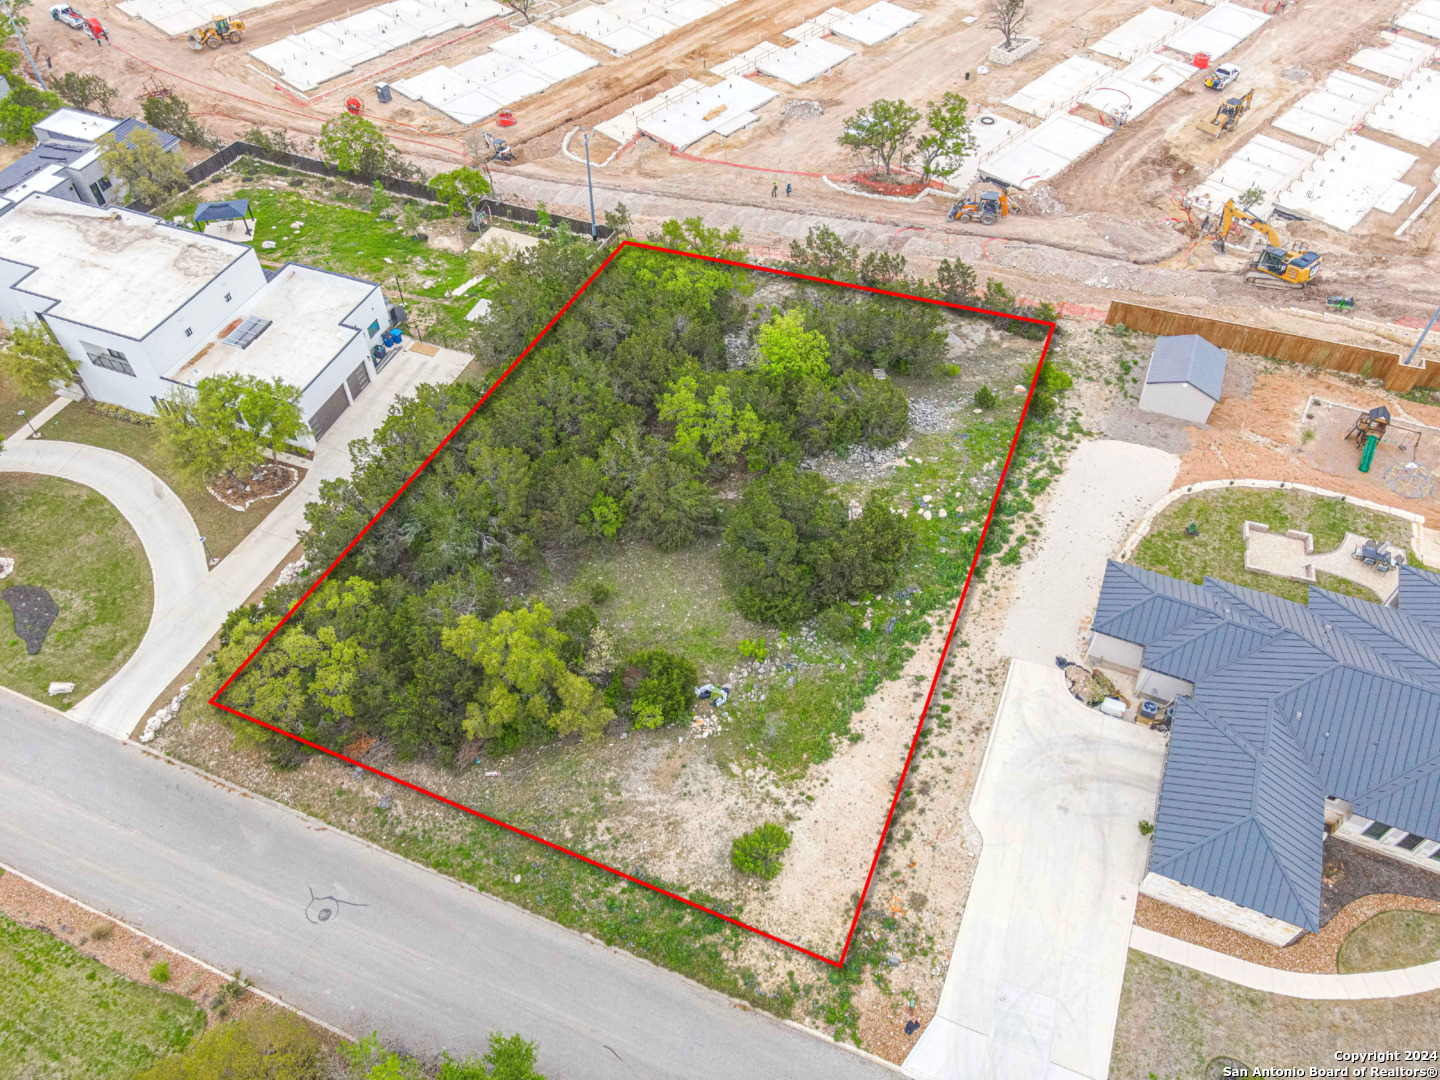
[206, 463, 299, 511]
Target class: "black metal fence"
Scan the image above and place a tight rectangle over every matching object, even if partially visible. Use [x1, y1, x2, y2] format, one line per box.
[142, 141, 614, 241]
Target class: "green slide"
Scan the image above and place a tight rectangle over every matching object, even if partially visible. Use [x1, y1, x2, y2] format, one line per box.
[1360, 433, 1379, 473]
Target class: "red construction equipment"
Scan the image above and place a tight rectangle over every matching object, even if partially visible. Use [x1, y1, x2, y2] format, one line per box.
[346, 97, 363, 116]
[496, 110, 516, 127]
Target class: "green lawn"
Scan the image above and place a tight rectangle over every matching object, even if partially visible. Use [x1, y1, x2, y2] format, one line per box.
[0, 909, 206, 1079]
[37, 403, 296, 562]
[163, 179, 482, 347]
[1131, 488, 1412, 602]
[0, 371, 55, 440]
[0, 474, 152, 705]
[1339, 910, 1440, 973]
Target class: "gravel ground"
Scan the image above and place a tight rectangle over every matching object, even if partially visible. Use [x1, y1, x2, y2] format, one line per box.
[1322, 836, 1440, 920]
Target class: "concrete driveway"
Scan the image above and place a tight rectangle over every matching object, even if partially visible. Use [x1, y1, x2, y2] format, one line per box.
[903, 661, 1167, 1080]
[1, 344, 469, 737]
[995, 439, 1179, 667]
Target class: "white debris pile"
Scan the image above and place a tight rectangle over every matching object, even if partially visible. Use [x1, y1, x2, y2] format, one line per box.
[275, 558, 310, 587]
[0, 557, 13, 580]
[140, 674, 198, 743]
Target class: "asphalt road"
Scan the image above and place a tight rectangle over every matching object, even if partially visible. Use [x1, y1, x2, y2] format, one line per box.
[0, 692, 895, 1079]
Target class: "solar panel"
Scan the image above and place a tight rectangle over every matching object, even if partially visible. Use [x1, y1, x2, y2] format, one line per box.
[222, 316, 272, 349]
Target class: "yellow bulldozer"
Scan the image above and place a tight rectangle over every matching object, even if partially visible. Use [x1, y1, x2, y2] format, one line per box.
[1196, 89, 1253, 138]
[1211, 199, 1323, 289]
[188, 16, 243, 48]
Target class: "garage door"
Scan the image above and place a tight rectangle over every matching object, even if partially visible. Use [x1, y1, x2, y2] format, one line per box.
[346, 361, 371, 400]
[308, 383, 350, 441]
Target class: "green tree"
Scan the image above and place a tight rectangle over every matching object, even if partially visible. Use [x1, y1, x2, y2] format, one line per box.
[858, 250, 907, 286]
[644, 216, 746, 260]
[156, 374, 305, 483]
[757, 308, 831, 382]
[837, 98, 921, 178]
[934, 257, 978, 303]
[141, 93, 214, 148]
[913, 91, 978, 180]
[624, 649, 696, 729]
[731, 822, 791, 879]
[441, 603, 614, 741]
[136, 1010, 322, 1079]
[429, 166, 491, 216]
[782, 225, 859, 281]
[603, 201, 633, 237]
[0, 319, 76, 394]
[399, 201, 421, 237]
[1238, 184, 1266, 211]
[98, 127, 189, 205]
[370, 180, 392, 216]
[52, 71, 118, 115]
[0, 76, 62, 145]
[657, 375, 763, 470]
[986, 0, 1028, 50]
[241, 126, 303, 155]
[319, 114, 417, 181]
[440, 1033, 547, 1079]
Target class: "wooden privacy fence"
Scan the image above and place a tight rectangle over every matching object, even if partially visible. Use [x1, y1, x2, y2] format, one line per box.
[1102, 301, 1435, 392]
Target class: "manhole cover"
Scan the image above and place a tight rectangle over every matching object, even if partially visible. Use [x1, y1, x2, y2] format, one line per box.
[1384, 461, 1436, 499]
[2, 585, 58, 655]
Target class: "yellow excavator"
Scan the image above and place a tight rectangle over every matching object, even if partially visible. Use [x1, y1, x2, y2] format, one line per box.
[188, 15, 243, 48]
[1211, 199, 1323, 289]
[1196, 89, 1254, 138]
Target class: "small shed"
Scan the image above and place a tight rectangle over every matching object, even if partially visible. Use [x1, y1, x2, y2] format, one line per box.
[1138, 334, 1227, 424]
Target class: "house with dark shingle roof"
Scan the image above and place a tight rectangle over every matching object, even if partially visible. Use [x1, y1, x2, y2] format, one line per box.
[1138, 334, 1228, 424]
[1088, 560, 1440, 944]
[0, 109, 182, 214]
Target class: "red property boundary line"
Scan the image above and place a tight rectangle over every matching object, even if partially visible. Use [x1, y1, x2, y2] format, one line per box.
[209, 240, 1056, 968]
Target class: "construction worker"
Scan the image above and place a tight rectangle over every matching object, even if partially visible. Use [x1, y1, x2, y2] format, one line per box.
[771, 180, 777, 197]
[786, 182, 792, 196]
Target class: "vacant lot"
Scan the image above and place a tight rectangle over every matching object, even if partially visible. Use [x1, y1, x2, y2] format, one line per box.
[0, 908, 205, 1080]
[1131, 488, 1411, 603]
[1110, 950, 1440, 1080]
[0, 475, 152, 705]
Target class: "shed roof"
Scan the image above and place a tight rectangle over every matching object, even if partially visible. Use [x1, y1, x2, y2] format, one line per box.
[0, 141, 89, 195]
[1094, 559, 1440, 930]
[1145, 334, 1228, 401]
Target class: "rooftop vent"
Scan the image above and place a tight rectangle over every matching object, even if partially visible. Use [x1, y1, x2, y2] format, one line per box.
[222, 316, 272, 350]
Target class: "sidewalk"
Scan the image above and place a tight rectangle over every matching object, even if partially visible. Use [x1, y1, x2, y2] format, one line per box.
[1130, 925, 1440, 999]
[903, 660, 1168, 1080]
[4, 344, 471, 737]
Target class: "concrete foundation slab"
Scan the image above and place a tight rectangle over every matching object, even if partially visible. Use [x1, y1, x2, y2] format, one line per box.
[1081, 53, 1196, 121]
[829, 0, 921, 45]
[1090, 6, 1192, 62]
[1277, 132, 1419, 232]
[1186, 133, 1316, 218]
[1366, 68, 1440, 148]
[755, 37, 853, 84]
[1165, 1, 1268, 61]
[1003, 56, 1116, 119]
[982, 113, 1113, 189]
[1349, 32, 1435, 80]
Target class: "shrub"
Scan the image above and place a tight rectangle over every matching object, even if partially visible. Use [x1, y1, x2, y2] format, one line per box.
[149, 961, 171, 983]
[135, 1010, 321, 1079]
[816, 603, 859, 642]
[1138, 819, 1156, 836]
[88, 921, 114, 942]
[626, 650, 697, 729]
[588, 581, 615, 605]
[941, 363, 961, 377]
[973, 384, 996, 409]
[731, 822, 792, 880]
[738, 638, 768, 662]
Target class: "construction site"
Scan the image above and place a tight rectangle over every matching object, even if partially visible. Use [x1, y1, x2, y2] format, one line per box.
[10, 0, 1440, 360]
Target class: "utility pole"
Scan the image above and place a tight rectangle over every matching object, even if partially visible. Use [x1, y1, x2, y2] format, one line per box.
[1, 0, 48, 89]
[582, 129, 597, 241]
[1402, 302, 1440, 369]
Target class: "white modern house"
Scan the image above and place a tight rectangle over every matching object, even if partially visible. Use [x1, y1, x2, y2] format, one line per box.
[0, 193, 396, 443]
[0, 108, 185, 212]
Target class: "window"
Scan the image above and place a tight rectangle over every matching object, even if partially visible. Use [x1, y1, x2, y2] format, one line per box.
[368, 320, 381, 337]
[224, 292, 232, 302]
[83, 343, 135, 377]
[184, 327, 193, 337]
[1397, 832, 1426, 851]
[221, 316, 272, 349]
[1362, 820, 1394, 840]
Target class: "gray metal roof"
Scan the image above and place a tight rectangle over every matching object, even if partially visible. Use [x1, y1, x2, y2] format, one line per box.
[0, 140, 88, 195]
[1145, 335, 1228, 401]
[108, 118, 181, 154]
[1095, 560, 1440, 930]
